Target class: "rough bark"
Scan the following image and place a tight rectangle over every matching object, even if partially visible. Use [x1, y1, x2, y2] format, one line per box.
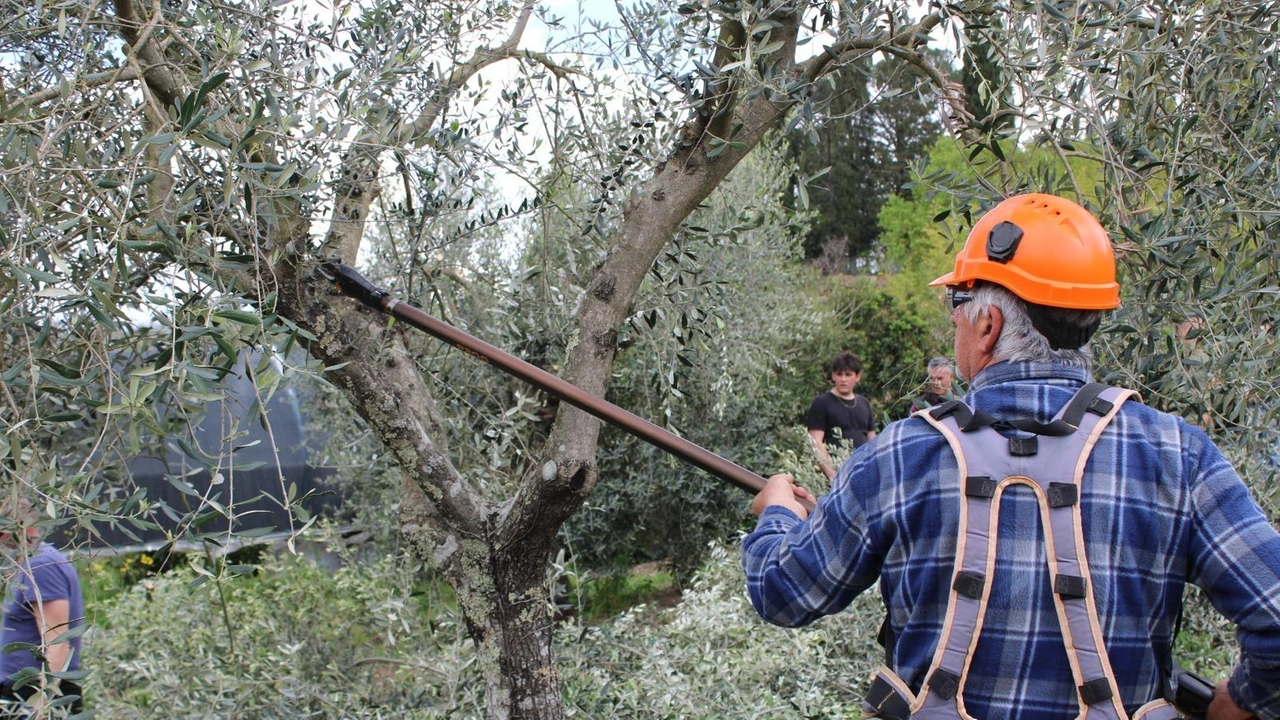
[270, 259, 569, 720]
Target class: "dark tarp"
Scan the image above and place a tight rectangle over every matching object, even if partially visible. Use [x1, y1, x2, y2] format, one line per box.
[60, 354, 344, 554]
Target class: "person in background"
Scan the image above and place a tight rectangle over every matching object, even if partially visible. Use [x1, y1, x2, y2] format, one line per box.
[805, 351, 877, 480]
[0, 498, 85, 717]
[907, 356, 956, 416]
[744, 193, 1275, 719]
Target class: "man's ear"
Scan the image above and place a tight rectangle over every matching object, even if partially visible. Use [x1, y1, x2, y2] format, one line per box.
[977, 305, 1004, 355]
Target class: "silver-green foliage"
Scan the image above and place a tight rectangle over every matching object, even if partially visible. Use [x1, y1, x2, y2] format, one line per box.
[89, 543, 883, 718]
[562, 135, 825, 568]
[90, 552, 480, 719]
[559, 542, 883, 719]
[930, 1, 1280, 516]
[0, 0, 544, 570]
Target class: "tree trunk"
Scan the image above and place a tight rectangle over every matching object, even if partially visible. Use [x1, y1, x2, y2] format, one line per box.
[402, 482, 566, 720]
[401, 479, 564, 719]
[454, 539, 562, 719]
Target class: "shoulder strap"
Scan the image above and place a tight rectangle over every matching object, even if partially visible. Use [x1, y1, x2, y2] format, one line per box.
[928, 383, 1117, 437]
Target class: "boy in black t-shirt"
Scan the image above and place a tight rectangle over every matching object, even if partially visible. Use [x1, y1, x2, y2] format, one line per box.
[805, 351, 876, 480]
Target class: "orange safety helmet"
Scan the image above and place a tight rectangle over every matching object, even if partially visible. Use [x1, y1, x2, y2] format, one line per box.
[929, 194, 1120, 310]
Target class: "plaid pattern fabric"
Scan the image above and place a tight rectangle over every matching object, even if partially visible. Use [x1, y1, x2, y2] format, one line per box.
[743, 361, 1280, 720]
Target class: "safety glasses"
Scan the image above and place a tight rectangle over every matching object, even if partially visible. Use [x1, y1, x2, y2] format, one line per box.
[946, 286, 974, 311]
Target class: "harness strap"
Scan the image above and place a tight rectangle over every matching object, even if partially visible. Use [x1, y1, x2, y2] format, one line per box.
[929, 382, 1113, 437]
[909, 384, 1138, 720]
[874, 383, 1185, 719]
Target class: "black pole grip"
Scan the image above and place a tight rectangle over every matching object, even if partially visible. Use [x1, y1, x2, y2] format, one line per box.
[327, 262, 391, 307]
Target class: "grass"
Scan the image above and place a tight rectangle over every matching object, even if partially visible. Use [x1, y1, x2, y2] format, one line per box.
[578, 562, 677, 624]
[76, 552, 168, 628]
[79, 545, 681, 637]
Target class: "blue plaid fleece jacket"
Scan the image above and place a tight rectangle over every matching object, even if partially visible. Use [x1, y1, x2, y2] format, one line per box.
[743, 361, 1280, 720]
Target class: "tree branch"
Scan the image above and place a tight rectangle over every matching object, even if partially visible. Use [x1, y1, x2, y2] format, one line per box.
[318, 0, 548, 264]
[799, 10, 977, 143]
[799, 9, 942, 80]
[405, 0, 538, 141]
[113, 0, 186, 109]
[11, 66, 141, 110]
[273, 264, 488, 542]
[878, 44, 976, 144]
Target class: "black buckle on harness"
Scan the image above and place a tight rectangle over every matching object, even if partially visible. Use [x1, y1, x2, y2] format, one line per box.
[1079, 677, 1114, 705]
[1054, 574, 1088, 598]
[928, 669, 962, 700]
[1008, 435, 1038, 456]
[1047, 482, 1079, 508]
[1087, 397, 1114, 417]
[929, 400, 967, 422]
[866, 675, 912, 720]
[1060, 383, 1112, 427]
[953, 571, 985, 600]
[965, 476, 997, 498]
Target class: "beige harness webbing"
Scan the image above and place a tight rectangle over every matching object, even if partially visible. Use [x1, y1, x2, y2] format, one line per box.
[864, 385, 1184, 720]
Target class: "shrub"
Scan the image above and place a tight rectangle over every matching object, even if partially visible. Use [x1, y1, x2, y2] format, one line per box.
[557, 542, 884, 718]
[88, 552, 485, 719]
[87, 540, 1235, 718]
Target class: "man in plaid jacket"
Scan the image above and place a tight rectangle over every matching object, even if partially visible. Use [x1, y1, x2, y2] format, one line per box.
[744, 194, 1278, 720]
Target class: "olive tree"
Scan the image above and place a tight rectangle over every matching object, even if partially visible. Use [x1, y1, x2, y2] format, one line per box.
[1, 0, 964, 716]
[8, 0, 1280, 715]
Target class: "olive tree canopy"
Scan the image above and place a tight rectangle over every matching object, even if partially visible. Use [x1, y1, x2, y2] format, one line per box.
[1, 0, 962, 715]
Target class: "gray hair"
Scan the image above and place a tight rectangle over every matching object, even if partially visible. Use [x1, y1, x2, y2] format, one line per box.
[926, 356, 952, 372]
[961, 284, 1098, 368]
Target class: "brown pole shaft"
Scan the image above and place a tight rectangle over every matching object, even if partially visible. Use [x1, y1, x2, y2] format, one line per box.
[327, 263, 812, 510]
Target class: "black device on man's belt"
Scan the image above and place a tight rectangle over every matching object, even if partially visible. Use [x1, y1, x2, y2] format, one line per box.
[1171, 667, 1214, 720]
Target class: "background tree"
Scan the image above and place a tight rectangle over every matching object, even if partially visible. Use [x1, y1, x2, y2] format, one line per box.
[561, 134, 821, 573]
[959, 14, 1015, 136]
[789, 54, 944, 267]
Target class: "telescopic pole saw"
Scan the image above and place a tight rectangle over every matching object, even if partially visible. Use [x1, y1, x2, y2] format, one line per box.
[322, 263, 814, 512]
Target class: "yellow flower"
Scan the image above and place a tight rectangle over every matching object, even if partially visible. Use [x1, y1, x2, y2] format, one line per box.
[139, 554, 154, 567]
